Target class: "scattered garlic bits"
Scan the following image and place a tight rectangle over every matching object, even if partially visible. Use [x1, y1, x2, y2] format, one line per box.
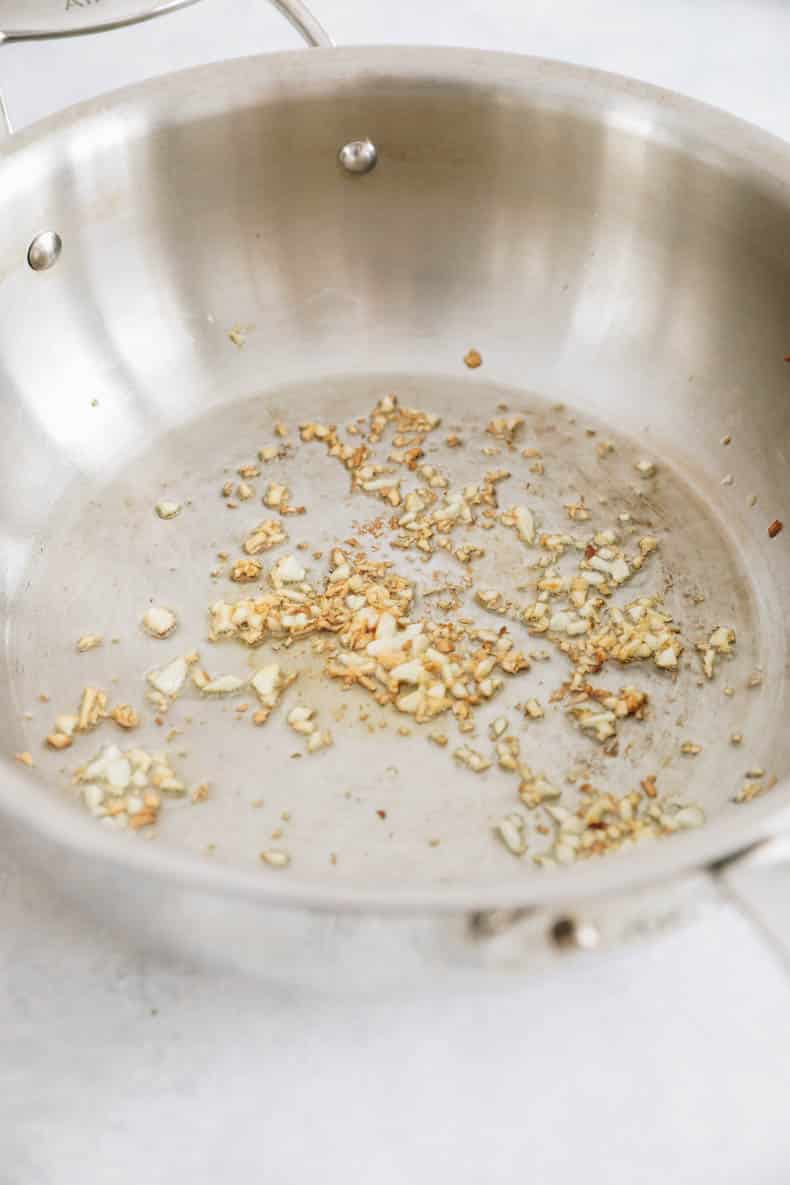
[511, 526, 669, 676]
[44, 385, 762, 865]
[46, 684, 142, 749]
[571, 597, 682, 675]
[242, 519, 287, 555]
[489, 734, 706, 863]
[207, 389, 702, 869]
[531, 788, 704, 867]
[566, 684, 648, 749]
[299, 394, 443, 519]
[463, 349, 482, 369]
[388, 471, 508, 558]
[492, 727, 706, 863]
[74, 743, 192, 830]
[287, 705, 332, 753]
[322, 570, 529, 729]
[210, 547, 413, 649]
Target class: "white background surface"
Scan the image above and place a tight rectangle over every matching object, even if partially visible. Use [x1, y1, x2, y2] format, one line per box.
[4, 3, 790, 1182]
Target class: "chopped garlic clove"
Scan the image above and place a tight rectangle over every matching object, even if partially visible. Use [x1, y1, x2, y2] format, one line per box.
[454, 746, 490, 773]
[260, 849, 290, 868]
[271, 554, 306, 586]
[153, 500, 181, 519]
[155, 501, 182, 520]
[76, 634, 103, 653]
[250, 664, 281, 704]
[142, 606, 178, 639]
[306, 729, 333, 753]
[497, 814, 527, 855]
[201, 674, 246, 696]
[147, 656, 188, 698]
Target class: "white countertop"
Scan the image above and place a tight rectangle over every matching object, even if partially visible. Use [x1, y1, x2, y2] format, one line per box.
[4, 3, 790, 1182]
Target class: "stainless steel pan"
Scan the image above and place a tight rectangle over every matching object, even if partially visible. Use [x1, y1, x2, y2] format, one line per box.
[1, 0, 789, 984]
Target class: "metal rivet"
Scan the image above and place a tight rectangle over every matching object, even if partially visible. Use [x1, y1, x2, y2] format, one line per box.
[338, 138, 378, 175]
[27, 230, 62, 272]
[550, 915, 600, 951]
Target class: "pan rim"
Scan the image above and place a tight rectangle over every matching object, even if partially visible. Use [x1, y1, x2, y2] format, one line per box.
[2, 44, 789, 915]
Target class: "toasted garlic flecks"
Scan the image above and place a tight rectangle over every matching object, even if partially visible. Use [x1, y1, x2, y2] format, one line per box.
[454, 746, 490, 773]
[55, 387, 729, 869]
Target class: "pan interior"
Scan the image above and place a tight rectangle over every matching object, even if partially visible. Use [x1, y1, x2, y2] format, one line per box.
[0, 51, 789, 899]
[4, 371, 783, 889]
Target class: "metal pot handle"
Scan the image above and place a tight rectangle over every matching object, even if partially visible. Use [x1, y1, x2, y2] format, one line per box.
[707, 833, 790, 973]
[0, 0, 331, 46]
[0, 0, 332, 132]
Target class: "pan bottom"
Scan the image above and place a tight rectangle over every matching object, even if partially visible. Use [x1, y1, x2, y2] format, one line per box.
[5, 373, 778, 890]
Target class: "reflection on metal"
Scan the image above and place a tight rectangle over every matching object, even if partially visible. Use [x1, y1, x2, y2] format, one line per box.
[338, 138, 378, 174]
[0, 90, 11, 136]
[549, 916, 600, 951]
[269, 0, 332, 47]
[27, 230, 62, 271]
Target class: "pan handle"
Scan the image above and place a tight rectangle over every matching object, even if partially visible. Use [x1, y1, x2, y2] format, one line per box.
[0, 0, 331, 47]
[0, 0, 332, 132]
[707, 832, 790, 975]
